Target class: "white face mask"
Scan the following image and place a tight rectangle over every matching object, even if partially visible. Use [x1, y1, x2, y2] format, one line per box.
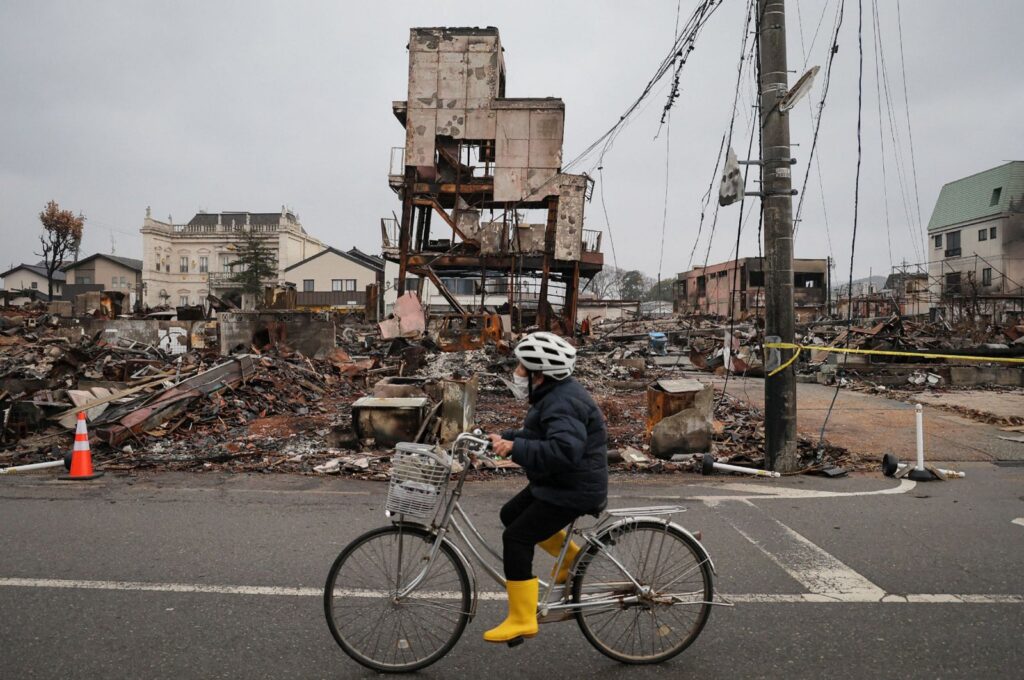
[510, 373, 530, 400]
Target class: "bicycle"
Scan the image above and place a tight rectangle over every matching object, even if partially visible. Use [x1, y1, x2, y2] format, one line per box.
[324, 432, 717, 673]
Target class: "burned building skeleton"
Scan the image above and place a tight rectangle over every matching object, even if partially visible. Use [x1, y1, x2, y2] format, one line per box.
[383, 27, 604, 336]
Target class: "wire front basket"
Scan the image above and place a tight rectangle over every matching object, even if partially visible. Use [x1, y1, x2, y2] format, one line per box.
[385, 443, 453, 521]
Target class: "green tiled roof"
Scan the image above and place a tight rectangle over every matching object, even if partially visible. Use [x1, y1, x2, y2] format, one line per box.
[927, 161, 1024, 231]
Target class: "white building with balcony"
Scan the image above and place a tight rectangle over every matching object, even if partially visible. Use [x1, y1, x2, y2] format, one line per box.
[926, 161, 1024, 320]
[140, 207, 326, 308]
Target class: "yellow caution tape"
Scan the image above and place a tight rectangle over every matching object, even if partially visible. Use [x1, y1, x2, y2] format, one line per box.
[763, 342, 1024, 378]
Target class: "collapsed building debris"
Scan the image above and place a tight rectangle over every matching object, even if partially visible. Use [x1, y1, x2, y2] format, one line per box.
[3, 298, 874, 479]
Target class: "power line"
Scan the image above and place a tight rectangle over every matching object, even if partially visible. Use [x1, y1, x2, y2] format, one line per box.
[894, 0, 926, 252]
[871, 0, 896, 268]
[819, 0, 866, 446]
[688, 0, 756, 270]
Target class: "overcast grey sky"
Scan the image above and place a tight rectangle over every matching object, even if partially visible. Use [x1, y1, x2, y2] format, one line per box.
[2, 1, 1022, 283]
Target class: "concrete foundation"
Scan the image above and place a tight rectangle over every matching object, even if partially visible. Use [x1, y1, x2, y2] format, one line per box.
[217, 312, 335, 359]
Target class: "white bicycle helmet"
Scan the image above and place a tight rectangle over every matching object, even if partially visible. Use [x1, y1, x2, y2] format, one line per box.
[513, 331, 577, 380]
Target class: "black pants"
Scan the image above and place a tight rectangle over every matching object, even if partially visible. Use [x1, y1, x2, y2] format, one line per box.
[500, 486, 582, 581]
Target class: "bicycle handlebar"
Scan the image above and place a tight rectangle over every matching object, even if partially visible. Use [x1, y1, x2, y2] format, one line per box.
[451, 430, 501, 464]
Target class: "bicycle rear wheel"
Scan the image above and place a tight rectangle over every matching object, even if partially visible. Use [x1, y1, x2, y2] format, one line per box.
[572, 520, 713, 664]
[324, 524, 471, 673]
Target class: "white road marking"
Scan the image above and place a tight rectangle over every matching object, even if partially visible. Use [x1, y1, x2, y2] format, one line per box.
[1012, 517, 1024, 528]
[687, 479, 916, 504]
[727, 517, 886, 598]
[0, 578, 1019, 604]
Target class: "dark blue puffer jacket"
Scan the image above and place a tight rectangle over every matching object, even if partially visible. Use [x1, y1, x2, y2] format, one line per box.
[501, 377, 608, 511]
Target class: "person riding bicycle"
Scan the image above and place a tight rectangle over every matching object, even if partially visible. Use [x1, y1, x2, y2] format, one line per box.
[485, 331, 608, 644]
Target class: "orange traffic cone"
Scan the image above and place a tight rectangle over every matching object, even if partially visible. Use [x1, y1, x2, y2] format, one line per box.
[60, 412, 103, 480]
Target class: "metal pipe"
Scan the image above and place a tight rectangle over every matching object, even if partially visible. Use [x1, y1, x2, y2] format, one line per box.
[700, 453, 781, 478]
[894, 461, 965, 479]
[0, 460, 66, 475]
[712, 461, 782, 478]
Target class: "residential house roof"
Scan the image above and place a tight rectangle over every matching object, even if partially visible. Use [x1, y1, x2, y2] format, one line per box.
[346, 248, 385, 270]
[1, 263, 66, 282]
[61, 253, 143, 273]
[284, 247, 383, 272]
[927, 161, 1024, 231]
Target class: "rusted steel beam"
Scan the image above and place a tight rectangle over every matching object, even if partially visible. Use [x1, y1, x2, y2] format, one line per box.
[409, 264, 468, 316]
[537, 197, 558, 331]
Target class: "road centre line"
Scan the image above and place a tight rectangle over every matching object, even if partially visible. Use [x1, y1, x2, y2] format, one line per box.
[1, 578, 1019, 604]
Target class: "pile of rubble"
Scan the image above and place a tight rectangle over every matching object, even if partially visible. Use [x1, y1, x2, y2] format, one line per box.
[2, 304, 867, 480]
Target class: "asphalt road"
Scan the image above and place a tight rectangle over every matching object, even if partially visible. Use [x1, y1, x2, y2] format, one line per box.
[1, 466, 1022, 679]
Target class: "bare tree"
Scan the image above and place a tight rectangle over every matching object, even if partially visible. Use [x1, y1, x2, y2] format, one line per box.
[587, 266, 635, 299]
[36, 201, 85, 301]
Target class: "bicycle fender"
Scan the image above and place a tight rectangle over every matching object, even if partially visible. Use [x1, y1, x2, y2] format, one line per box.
[596, 517, 716, 575]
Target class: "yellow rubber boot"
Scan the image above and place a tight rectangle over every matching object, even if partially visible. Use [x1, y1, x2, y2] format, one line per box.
[537, 531, 580, 585]
[483, 578, 539, 643]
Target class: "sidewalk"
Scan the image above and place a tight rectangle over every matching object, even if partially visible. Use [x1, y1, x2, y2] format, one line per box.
[715, 376, 1024, 463]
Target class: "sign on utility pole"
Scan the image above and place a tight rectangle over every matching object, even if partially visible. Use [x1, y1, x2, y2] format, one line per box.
[758, 0, 798, 471]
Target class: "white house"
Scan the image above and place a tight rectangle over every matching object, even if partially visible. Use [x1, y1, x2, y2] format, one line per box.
[1, 262, 65, 298]
[140, 207, 326, 308]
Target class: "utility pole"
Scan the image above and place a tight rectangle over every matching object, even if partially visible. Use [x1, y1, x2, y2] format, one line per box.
[758, 0, 798, 472]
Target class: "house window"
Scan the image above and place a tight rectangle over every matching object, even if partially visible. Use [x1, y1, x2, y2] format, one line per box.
[393, 278, 421, 293]
[978, 228, 987, 242]
[990, 226, 997, 239]
[945, 231, 961, 257]
[120, 276, 127, 288]
[221, 255, 232, 272]
[303, 279, 315, 292]
[933, 235, 942, 249]
[944, 272, 961, 294]
[80, 277, 91, 284]
[180, 256, 189, 273]
[982, 268, 992, 286]
[331, 279, 356, 292]
[990, 187, 1002, 206]
[31, 281, 38, 289]
[199, 256, 208, 273]
[179, 296, 189, 306]
[112, 276, 119, 288]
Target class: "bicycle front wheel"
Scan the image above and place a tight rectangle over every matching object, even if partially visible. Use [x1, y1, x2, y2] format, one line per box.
[324, 523, 471, 673]
[573, 520, 713, 664]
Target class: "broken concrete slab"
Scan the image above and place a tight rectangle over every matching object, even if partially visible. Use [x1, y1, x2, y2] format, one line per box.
[650, 408, 713, 461]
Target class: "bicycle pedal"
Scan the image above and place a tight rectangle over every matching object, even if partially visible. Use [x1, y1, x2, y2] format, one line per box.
[506, 637, 525, 648]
